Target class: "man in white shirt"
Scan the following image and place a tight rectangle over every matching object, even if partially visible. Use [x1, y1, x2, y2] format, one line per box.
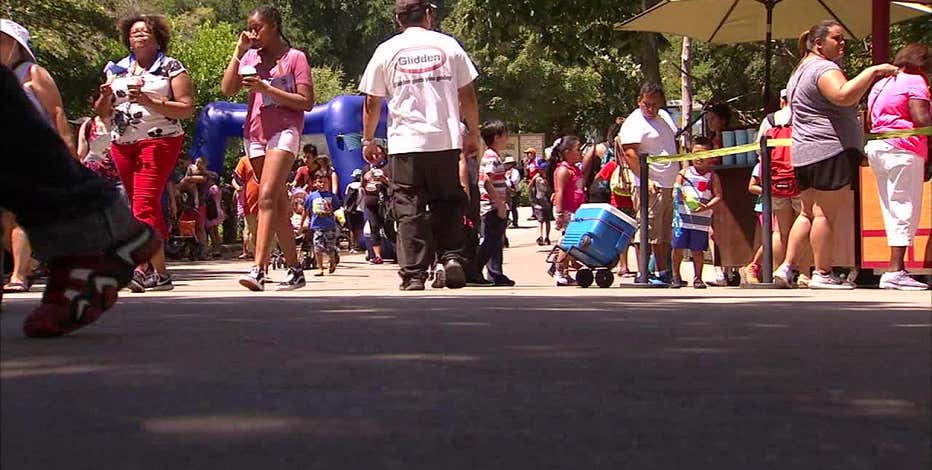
[358, 0, 481, 291]
[618, 83, 679, 282]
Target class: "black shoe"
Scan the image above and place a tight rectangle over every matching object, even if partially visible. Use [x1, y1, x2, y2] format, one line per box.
[544, 238, 551, 245]
[443, 259, 466, 289]
[127, 269, 148, 293]
[145, 272, 174, 291]
[492, 276, 516, 287]
[431, 269, 446, 289]
[669, 276, 687, 289]
[536, 237, 544, 246]
[239, 265, 266, 291]
[466, 277, 494, 287]
[277, 267, 306, 291]
[400, 278, 425, 291]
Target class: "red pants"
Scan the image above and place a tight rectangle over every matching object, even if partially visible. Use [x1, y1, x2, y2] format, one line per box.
[110, 136, 183, 238]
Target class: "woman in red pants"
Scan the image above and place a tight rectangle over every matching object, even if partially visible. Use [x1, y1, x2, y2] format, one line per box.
[96, 13, 195, 292]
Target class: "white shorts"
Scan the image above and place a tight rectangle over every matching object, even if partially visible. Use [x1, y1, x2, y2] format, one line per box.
[244, 128, 301, 159]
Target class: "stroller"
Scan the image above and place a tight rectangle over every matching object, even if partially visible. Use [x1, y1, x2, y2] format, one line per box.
[165, 205, 203, 261]
[547, 203, 637, 288]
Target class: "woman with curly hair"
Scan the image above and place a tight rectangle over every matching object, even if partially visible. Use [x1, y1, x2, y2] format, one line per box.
[96, 13, 195, 292]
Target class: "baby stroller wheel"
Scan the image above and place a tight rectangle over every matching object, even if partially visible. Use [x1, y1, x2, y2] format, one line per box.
[595, 269, 614, 288]
[576, 268, 594, 288]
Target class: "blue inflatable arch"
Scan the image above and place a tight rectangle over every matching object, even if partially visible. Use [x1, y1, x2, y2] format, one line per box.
[190, 95, 388, 194]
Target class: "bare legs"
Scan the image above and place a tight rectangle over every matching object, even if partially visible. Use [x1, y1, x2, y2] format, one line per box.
[251, 149, 299, 269]
[781, 187, 848, 274]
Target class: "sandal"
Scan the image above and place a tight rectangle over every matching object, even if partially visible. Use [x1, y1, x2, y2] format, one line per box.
[3, 280, 31, 293]
[693, 278, 707, 289]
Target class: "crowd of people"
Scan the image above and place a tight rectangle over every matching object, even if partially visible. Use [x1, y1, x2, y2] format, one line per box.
[0, 5, 929, 336]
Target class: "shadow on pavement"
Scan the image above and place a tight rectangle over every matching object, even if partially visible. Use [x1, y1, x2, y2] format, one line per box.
[1, 295, 929, 470]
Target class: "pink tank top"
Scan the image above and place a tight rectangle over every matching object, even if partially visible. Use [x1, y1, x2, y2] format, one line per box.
[558, 161, 586, 213]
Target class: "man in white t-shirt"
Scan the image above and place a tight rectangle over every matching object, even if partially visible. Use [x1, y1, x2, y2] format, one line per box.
[618, 82, 679, 282]
[358, 0, 481, 291]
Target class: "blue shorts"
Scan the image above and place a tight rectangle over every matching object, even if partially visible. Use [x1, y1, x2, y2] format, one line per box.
[672, 228, 709, 251]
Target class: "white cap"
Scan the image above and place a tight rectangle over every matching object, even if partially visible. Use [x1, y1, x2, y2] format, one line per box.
[0, 19, 37, 63]
[779, 88, 787, 100]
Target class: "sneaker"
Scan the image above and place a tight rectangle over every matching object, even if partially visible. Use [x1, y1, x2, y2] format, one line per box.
[647, 274, 669, 287]
[809, 270, 855, 290]
[693, 278, 707, 289]
[239, 265, 266, 291]
[127, 269, 148, 293]
[277, 267, 306, 291]
[707, 275, 728, 287]
[773, 264, 795, 289]
[466, 278, 494, 287]
[740, 264, 760, 284]
[797, 273, 811, 288]
[669, 276, 687, 289]
[400, 277, 425, 291]
[555, 272, 576, 286]
[492, 276, 516, 287]
[442, 259, 466, 289]
[22, 223, 160, 338]
[879, 271, 929, 291]
[431, 268, 446, 289]
[145, 272, 174, 291]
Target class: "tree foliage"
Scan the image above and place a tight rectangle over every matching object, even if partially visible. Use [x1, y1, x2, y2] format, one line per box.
[8, 0, 930, 142]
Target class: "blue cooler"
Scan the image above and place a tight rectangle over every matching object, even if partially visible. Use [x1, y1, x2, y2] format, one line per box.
[559, 203, 637, 269]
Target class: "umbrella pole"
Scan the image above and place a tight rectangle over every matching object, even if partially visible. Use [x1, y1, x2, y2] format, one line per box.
[763, 0, 776, 104]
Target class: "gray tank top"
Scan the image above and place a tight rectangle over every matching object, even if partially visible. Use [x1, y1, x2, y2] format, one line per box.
[786, 57, 863, 167]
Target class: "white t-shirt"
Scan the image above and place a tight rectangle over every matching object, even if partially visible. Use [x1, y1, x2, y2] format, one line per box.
[358, 27, 479, 155]
[617, 108, 679, 188]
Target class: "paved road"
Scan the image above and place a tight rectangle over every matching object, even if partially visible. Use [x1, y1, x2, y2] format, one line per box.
[2, 211, 930, 470]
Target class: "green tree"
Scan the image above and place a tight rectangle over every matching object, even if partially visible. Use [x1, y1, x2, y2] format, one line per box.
[8, 0, 118, 115]
[444, 0, 654, 138]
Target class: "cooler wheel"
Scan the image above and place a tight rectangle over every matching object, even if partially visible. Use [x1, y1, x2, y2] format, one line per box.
[576, 269, 594, 288]
[595, 269, 614, 288]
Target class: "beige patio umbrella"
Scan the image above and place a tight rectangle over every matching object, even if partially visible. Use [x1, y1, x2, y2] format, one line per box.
[616, 0, 931, 98]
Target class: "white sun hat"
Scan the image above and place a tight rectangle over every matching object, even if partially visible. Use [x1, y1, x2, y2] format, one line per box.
[1, 19, 38, 63]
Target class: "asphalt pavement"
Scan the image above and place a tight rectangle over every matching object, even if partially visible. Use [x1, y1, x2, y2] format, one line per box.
[2, 209, 929, 470]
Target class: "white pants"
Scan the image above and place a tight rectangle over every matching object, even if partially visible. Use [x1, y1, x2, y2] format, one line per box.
[865, 141, 926, 247]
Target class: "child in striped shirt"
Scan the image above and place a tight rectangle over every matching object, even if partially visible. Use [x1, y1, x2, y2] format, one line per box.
[671, 137, 722, 288]
[474, 120, 515, 286]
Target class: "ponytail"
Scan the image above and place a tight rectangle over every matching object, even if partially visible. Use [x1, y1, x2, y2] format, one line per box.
[794, 20, 840, 70]
[797, 30, 811, 60]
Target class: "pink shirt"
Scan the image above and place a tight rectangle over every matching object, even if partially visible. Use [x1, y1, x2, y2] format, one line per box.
[240, 48, 312, 143]
[869, 72, 930, 160]
[556, 161, 586, 214]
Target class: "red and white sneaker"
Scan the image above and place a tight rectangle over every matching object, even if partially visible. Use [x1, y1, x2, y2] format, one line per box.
[22, 224, 160, 338]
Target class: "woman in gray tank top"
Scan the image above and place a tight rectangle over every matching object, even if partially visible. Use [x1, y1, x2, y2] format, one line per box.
[1, 20, 74, 294]
[773, 20, 898, 290]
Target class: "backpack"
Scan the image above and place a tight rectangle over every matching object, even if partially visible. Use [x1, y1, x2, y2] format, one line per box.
[344, 184, 361, 214]
[765, 113, 799, 198]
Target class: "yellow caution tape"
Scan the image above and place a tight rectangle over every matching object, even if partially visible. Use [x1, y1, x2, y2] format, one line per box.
[866, 126, 932, 140]
[647, 126, 931, 164]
